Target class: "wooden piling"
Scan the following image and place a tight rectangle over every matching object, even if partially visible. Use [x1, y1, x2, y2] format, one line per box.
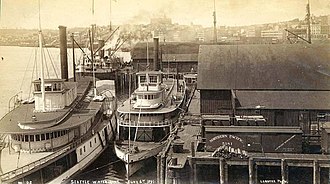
[313, 160, 320, 184]
[188, 157, 197, 184]
[160, 156, 166, 184]
[249, 158, 254, 184]
[219, 158, 226, 184]
[157, 155, 161, 184]
[281, 159, 288, 184]
[254, 164, 258, 184]
[191, 142, 195, 157]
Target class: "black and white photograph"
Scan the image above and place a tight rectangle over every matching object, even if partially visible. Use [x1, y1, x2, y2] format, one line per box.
[0, 0, 330, 183]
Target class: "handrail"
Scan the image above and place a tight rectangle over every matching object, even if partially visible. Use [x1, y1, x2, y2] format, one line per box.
[0, 87, 108, 182]
[7, 91, 23, 113]
[119, 119, 172, 127]
[0, 144, 71, 181]
[0, 121, 97, 181]
[163, 78, 176, 105]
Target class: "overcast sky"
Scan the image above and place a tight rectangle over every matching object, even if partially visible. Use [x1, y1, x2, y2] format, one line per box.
[1, 0, 330, 29]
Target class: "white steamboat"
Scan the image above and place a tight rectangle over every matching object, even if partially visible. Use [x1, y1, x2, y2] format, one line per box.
[115, 71, 185, 176]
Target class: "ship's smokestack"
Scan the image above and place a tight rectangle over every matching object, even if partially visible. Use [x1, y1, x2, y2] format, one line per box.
[98, 39, 105, 59]
[153, 37, 159, 71]
[59, 26, 68, 81]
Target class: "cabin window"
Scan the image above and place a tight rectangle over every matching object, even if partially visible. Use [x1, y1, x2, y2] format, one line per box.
[35, 84, 41, 92]
[83, 146, 86, 152]
[41, 134, 45, 141]
[149, 76, 157, 83]
[46, 133, 50, 140]
[94, 137, 97, 143]
[90, 141, 92, 148]
[30, 135, 34, 142]
[80, 148, 82, 155]
[45, 85, 52, 91]
[140, 76, 146, 83]
[36, 135, 40, 141]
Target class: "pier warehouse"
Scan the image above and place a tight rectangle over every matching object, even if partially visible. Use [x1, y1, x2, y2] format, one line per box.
[131, 42, 199, 73]
[161, 44, 330, 184]
[198, 44, 330, 135]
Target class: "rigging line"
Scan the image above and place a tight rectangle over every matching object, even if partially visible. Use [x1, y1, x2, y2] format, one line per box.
[23, 51, 38, 122]
[43, 35, 59, 78]
[94, 26, 120, 54]
[42, 45, 50, 78]
[133, 91, 143, 143]
[73, 38, 92, 63]
[19, 47, 35, 91]
[108, 37, 127, 58]
[34, 48, 38, 79]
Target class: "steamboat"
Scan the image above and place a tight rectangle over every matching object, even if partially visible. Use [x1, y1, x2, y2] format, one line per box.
[0, 24, 116, 184]
[114, 38, 186, 176]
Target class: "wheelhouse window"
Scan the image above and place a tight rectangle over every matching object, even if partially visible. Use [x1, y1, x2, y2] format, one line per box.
[34, 84, 41, 92]
[140, 76, 146, 83]
[149, 76, 157, 83]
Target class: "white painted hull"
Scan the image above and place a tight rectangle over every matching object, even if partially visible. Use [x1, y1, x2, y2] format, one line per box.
[48, 120, 114, 183]
[114, 142, 166, 176]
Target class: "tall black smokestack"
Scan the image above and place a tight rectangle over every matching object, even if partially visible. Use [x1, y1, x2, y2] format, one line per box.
[153, 37, 159, 71]
[59, 26, 68, 81]
[98, 39, 105, 59]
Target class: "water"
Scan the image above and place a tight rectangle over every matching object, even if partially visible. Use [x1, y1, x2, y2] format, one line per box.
[0, 46, 79, 118]
[0, 46, 157, 183]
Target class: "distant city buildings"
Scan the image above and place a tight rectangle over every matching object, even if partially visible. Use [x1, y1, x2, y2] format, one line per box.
[0, 14, 330, 47]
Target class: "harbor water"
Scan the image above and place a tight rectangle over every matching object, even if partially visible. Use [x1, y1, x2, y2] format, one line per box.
[0, 46, 158, 184]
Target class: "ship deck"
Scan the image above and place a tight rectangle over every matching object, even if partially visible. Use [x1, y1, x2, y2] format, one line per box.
[0, 146, 54, 175]
[0, 77, 102, 134]
[117, 78, 184, 114]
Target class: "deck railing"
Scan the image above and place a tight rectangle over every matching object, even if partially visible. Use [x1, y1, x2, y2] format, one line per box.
[119, 119, 172, 127]
[0, 144, 72, 181]
[0, 99, 110, 182]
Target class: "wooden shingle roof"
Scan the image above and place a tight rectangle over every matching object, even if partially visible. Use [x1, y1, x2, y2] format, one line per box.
[197, 44, 330, 90]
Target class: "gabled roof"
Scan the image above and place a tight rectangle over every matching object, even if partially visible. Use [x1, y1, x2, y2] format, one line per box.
[197, 44, 330, 90]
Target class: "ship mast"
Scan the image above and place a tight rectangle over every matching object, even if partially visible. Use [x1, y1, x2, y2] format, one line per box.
[213, 0, 217, 43]
[306, 0, 312, 44]
[38, 0, 46, 112]
[92, 0, 97, 96]
[109, 0, 112, 32]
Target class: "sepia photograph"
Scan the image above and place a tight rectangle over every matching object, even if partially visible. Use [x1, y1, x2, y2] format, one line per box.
[0, 0, 330, 183]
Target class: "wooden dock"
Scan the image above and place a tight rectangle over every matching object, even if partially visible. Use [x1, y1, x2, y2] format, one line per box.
[157, 89, 330, 184]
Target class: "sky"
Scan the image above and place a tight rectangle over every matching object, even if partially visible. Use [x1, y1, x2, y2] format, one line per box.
[0, 0, 330, 29]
